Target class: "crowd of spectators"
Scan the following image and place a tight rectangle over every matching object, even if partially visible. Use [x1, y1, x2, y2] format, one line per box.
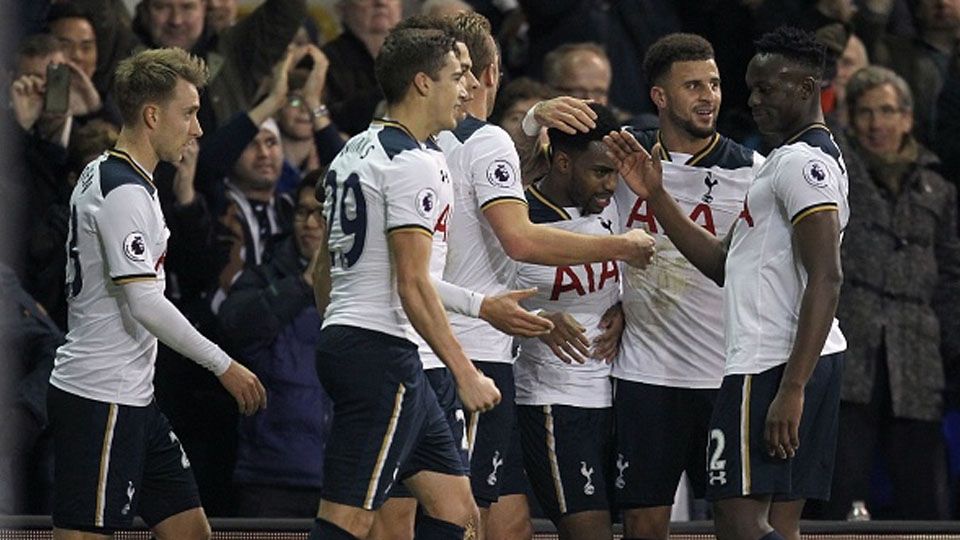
[1, 0, 960, 523]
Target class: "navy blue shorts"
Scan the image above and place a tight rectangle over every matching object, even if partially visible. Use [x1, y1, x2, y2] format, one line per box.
[390, 367, 469, 499]
[613, 379, 716, 507]
[316, 325, 466, 511]
[468, 361, 527, 507]
[48, 386, 201, 533]
[705, 352, 844, 502]
[517, 404, 613, 524]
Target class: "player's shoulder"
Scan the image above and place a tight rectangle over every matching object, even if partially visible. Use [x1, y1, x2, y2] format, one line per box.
[702, 134, 759, 170]
[374, 122, 423, 161]
[451, 115, 493, 143]
[779, 124, 844, 172]
[623, 126, 657, 151]
[97, 150, 156, 200]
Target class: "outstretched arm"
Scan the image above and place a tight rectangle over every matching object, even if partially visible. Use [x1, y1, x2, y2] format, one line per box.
[605, 130, 728, 284]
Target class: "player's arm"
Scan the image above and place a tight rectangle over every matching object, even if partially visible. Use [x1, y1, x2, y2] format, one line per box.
[121, 281, 266, 415]
[389, 230, 500, 412]
[433, 278, 553, 337]
[605, 130, 728, 284]
[518, 97, 598, 184]
[484, 201, 655, 268]
[764, 209, 842, 459]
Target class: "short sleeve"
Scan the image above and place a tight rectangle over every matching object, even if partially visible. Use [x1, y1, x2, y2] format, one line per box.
[773, 150, 844, 226]
[384, 150, 445, 236]
[95, 185, 161, 283]
[468, 127, 526, 211]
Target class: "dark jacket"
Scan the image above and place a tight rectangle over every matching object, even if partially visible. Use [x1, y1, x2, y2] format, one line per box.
[322, 28, 382, 136]
[837, 136, 960, 421]
[132, 0, 306, 134]
[219, 237, 332, 488]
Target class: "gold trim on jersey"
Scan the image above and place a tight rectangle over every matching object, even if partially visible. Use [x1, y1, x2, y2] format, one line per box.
[784, 123, 831, 146]
[107, 149, 155, 188]
[791, 203, 838, 225]
[527, 185, 571, 221]
[112, 274, 158, 285]
[544, 405, 568, 514]
[387, 225, 434, 239]
[373, 118, 418, 141]
[480, 196, 527, 212]
[364, 383, 406, 510]
[95, 404, 119, 527]
[740, 376, 752, 496]
[655, 131, 721, 166]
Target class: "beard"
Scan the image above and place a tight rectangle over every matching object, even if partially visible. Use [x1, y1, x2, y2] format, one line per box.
[666, 106, 717, 140]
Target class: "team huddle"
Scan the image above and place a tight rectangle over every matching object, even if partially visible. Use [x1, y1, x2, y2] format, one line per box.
[47, 9, 847, 540]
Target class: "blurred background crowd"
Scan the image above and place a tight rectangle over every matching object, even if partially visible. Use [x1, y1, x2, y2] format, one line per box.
[1, 0, 960, 523]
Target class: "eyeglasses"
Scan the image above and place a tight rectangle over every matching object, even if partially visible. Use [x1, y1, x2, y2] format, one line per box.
[294, 206, 324, 222]
[286, 95, 307, 110]
[853, 105, 905, 121]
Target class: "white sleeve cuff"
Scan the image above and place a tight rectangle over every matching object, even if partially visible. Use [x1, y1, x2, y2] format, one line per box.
[433, 277, 484, 319]
[521, 102, 543, 137]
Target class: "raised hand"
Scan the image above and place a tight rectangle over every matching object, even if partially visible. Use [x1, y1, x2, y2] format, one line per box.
[479, 288, 554, 337]
[65, 60, 101, 116]
[10, 74, 45, 131]
[604, 130, 664, 200]
[532, 96, 597, 134]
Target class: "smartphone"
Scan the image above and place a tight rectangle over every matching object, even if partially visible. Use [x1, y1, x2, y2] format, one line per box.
[44, 63, 71, 116]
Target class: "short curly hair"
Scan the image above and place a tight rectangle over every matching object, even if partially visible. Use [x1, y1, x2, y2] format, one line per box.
[113, 48, 208, 126]
[643, 33, 715, 86]
[755, 26, 826, 78]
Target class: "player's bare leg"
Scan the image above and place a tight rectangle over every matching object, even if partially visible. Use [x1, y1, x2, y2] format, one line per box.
[151, 507, 211, 540]
[482, 494, 533, 540]
[406, 470, 479, 535]
[769, 499, 805, 540]
[713, 496, 773, 540]
[318, 500, 376, 539]
[366, 497, 417, 540]
[623, 506, 671, 540]
[557, 510, 612, 540]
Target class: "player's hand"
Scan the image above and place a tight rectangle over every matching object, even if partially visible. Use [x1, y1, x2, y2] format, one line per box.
[604, 131, 664, 200]
[592, 303, 624, 363]
[456, 368, 501, 413]
[218, 360, 268, 416]
[538, 311, 590, 364]
[764, 385, 804, 459]
[172, 139, 199, 205]
[532, 96, 597, 134]
[620, 228, 656, 269]
[479, 288, 554, 337]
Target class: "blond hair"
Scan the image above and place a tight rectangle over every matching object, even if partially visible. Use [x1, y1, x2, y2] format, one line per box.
[113, 48, 208, 126]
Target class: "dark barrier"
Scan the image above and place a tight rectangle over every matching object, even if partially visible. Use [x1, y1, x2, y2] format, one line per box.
[4, 516, 960, 539]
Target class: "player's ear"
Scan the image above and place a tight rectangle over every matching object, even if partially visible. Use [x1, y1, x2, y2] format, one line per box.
[413, 71, 432, 97]
[650, 85, 667, 110]
[799, 76, 818, 101]
[142, 104, 159, 129]
[553, 149, 570, 172]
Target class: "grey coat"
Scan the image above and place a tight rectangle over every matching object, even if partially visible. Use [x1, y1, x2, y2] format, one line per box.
[837, 136, 960, 421]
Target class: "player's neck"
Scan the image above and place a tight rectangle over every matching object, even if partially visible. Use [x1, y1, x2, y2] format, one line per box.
[464, 87, 490, 121]
[658, 120, 713, 156]
[775, 110, 826, 145]
[537, 174, 574, 208]
[385, 103, 437, 142]
[114, 129, 159, 173]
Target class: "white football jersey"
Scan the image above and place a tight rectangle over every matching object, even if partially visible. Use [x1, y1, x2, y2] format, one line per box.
[410, 140, 455, 370]
[51, 150, 170, 406]
[724, 124, 848, 375]
[613, 130, 762, 388]
[514, 185, 620, 408]
[322, 120, 453, 343]
[434, 117, 526, 364]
